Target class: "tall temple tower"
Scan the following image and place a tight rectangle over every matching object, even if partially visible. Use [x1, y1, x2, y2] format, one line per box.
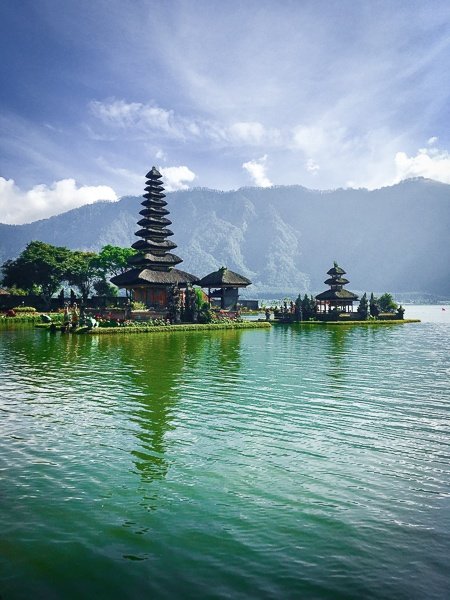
[111, 167, 198, 308]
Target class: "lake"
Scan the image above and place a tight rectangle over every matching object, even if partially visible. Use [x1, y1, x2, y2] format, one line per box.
[1, 306, 449, 599]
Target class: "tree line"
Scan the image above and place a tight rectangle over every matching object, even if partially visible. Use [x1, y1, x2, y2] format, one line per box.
[1, 241, 134, 305]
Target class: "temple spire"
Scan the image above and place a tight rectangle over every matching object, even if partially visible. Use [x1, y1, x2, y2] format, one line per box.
[127, 166, 183, 271]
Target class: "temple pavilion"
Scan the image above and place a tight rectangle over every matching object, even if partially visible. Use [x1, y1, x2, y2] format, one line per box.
[315, 262, 358, 314]
[111, 167, 198, 308]
[198, 267, 251, 310]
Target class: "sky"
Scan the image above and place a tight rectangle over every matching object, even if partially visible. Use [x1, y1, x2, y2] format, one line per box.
[1, 0, 450, 224]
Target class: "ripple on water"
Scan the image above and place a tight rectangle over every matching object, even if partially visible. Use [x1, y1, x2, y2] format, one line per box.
[0, 324, 449, 599]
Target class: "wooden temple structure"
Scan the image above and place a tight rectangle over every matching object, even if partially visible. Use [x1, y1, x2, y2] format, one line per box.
[198, 267, 251, 310]
[111, 167, 252, 312]
[315, 262, 358, 314]
[111, 167, 198, 308]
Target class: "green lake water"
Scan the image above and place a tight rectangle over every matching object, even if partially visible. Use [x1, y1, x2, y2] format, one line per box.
[1, 307, 449, 599]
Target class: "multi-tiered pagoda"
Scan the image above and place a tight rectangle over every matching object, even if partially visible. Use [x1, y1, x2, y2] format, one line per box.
[111, 167, 198, 308]
[315, 262, 358, 314]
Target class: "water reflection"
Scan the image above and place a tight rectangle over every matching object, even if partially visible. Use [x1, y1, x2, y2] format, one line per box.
[325, 326, 350, 382]
[93, 334, 200, 486]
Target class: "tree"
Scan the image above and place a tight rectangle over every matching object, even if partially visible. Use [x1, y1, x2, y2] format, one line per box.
[357, 292, 369, 320]
[94, 245, 136, 298]
[369, 293, 379, 317]
[167, 284, 181, 323]
[65, 251, 102, 303]
[378, 293, 398, 313]
[93, 279, 118, 297]
[300, 294, 317, 320]
[1, 241, 72, 306]
[184, 283, 198, 323]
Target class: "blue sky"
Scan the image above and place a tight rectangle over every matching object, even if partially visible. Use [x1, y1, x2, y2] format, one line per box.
[1, 0, 450, 223]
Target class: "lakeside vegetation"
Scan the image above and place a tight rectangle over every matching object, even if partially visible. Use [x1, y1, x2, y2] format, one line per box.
[34, 321, 272, 334]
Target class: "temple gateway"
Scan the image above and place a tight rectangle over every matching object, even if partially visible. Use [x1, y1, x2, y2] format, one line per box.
[111, 167, 251, 311]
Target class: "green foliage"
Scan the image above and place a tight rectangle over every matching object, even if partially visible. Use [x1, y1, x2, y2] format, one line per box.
[357, 292, 369, 320]
[369, 293, 379, 317]
[93, 279, 118, 297]
[167, 284, 181, 323]
[94, 245, 136, 277]
[1, 241, 72, 303]
[377, 293, 398, 313]
[131, 301, 146, 310]
[5, 286, 27, 296]
[65, 251, 102, 302]
[84, 321, 272, 334]
[13, 306, 37, 313]
[198, 301, 214, 323]
[183, 283, 198, 323]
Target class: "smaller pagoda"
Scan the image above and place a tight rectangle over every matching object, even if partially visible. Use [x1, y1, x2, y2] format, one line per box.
[315, 262, 358, 314]
[198, 267, 251, 310]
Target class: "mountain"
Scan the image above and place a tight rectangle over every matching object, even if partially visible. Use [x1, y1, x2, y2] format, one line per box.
[1, 178, 449, 298]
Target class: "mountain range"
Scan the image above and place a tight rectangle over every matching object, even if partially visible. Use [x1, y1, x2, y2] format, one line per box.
[1, 178, 449, 298]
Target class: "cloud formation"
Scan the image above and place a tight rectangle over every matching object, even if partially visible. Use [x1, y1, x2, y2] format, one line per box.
[242, 156, 272, 188]
[160, 166, 196, 191]
[0, 178, 117, 225]
[394, 147, 450, 184]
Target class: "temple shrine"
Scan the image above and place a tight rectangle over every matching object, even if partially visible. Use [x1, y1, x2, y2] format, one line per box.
[199, 267, 251, 310]
[111, 167, 251, 312]
[315, 262, 358, 314]
[111, 167, 198, 307]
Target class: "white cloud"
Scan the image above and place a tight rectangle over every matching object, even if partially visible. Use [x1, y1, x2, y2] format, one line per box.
[155, 148, 167, 161]
[90, 99, 185, 139]
[160, 166, 196, 191]
[306, 158, 320, 173]
[227, 121, 280, 146]
[292, 122, 348, 156]
[90, 100, 282, 149]
[427, 136, 438, 145]
[394, 147, 450, 184]
[0, 178, 117, 225]
[242, 155, 272, 187]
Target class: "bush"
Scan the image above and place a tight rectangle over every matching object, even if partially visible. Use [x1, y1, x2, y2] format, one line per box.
[13, 306, 37, 313]
[131, 301, 146, 310]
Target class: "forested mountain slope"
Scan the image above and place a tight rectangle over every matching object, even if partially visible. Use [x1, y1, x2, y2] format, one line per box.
[1, 178, 449, 297]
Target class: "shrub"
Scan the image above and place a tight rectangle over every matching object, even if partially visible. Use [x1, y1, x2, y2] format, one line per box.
[13, 306, 37, 313]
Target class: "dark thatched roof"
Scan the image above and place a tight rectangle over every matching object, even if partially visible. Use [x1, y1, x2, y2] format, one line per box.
[315, 289, 359, 301]
[132, 239, 177, 251]
[127, 252, 183, 268]
[324, 277, 349, 285]
[198, 267, 251, 288]
[327, 263, 346, 276]
[145, 167, 162, 179]
[111, 268, 198, 288]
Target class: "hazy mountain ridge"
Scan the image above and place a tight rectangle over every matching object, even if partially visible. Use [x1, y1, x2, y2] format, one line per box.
[1, 178, 449, 297]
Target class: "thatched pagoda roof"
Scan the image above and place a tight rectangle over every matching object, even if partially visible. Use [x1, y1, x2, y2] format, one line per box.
[316, 289, 359, 301]
[324, 276, 349, 285]
[327, 263, 346, 276]
[127, 252, 183, 268]
[111, 268, 198, 288]
[198, 267, 251, 288]
[145, 167, 162, 179]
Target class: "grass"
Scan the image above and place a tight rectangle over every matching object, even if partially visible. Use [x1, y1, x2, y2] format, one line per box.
[278, 319, 421, 326]
[86, 321, 272, 334]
